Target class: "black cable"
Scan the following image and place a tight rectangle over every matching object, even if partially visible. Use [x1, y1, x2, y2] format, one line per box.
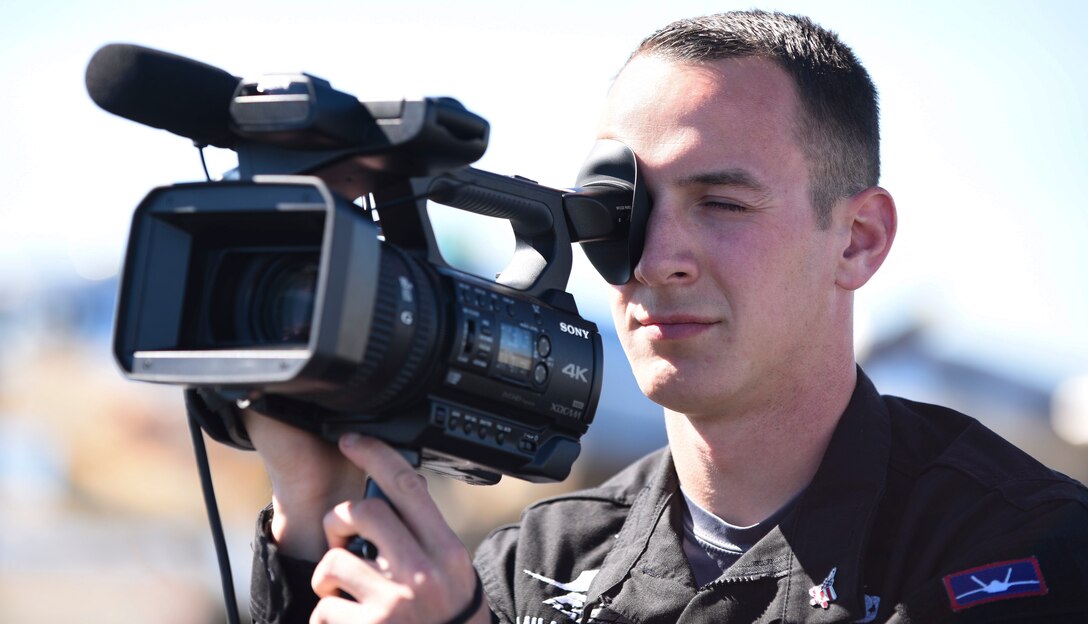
[196, 141, 212, 181]
[188, 411, 242, 624]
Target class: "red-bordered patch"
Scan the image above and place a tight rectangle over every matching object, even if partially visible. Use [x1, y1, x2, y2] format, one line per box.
[942, 556, 1048, 612]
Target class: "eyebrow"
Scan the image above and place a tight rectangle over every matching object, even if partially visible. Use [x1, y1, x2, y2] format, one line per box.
[675, 169, 769, 194]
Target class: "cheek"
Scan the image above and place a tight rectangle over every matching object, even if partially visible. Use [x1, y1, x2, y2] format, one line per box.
[607, 286, 629, 327]
[607, 288, 636, 352]
[747, 237, 839, 335]
[605, 286, 657, 370]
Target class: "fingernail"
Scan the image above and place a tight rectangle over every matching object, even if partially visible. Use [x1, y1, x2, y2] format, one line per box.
[341, 433, 361, 448]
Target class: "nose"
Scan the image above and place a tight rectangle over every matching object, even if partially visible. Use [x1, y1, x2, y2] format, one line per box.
[631, 201, 698, 286]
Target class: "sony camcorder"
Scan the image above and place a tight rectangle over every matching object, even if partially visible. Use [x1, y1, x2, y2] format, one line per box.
[88, 44, 649, 486]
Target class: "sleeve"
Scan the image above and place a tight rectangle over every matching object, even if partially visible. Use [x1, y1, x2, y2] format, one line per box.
[890, 499, 1088, 623]
[250, 505, 504, 623]
[249, 505, 321, 624]
[474, 524, 522, 624]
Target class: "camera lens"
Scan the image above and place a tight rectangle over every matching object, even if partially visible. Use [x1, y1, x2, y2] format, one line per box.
[252, 256, 319, 343]
[207, 251, 320, 346]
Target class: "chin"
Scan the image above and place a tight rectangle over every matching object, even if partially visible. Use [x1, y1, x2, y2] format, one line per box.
[634, 363, 710, 412]
[630, 352, 757, 417]
[646, 389, 718, 416]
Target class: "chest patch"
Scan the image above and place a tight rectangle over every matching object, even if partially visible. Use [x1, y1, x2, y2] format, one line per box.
[942, 556, 1048, 612]
[523, 568, 600, 621]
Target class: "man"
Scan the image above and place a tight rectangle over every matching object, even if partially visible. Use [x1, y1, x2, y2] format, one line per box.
[246, 10, 1088, 623]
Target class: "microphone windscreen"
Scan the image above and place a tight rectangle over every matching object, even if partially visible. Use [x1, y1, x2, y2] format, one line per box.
[86, 43, 240, 148]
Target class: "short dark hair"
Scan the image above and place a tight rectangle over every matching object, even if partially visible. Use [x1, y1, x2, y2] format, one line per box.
[630, 10, 880, 228]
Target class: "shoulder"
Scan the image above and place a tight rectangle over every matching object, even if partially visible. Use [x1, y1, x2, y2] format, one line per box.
[881, 395, 1087, 509]
[872, 396, 1088, 620]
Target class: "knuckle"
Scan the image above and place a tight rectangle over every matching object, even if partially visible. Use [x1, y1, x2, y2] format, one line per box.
[309, 599, 330, 624]
[410, 560, 440, 588]
[313, 550, 349, 587]
[311, 555, 330, 584]
[349, 496, 380, 518]
[310, 562, 331, 594]
[349, 497, 394, 527]
[321, 510, 339, 534]
[392, 582, 417, 603]
[393, 469, 427, 495]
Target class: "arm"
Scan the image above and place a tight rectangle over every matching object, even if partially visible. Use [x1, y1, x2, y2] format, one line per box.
[243, 410, 490, 623]
[888, 499, 1088, 623]
[242, 410, 367, 561]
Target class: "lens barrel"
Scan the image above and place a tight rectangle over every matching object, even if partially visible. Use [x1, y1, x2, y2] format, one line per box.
[315, 244, 440, 413]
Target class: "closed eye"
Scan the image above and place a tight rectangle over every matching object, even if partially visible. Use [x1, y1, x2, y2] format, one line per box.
[702, 199, 748, 212]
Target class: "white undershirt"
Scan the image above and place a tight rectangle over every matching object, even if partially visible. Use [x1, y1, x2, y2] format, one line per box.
[679, 488, 798, 587]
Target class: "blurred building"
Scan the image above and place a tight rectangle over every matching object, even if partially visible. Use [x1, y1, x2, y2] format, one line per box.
[862, 321, 1088, 483]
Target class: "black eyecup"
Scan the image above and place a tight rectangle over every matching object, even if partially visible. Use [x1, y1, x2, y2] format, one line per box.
[573, 139, 651, 285]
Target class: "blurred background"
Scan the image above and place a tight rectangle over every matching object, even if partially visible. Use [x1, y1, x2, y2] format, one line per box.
[2, 0, 1086, 621]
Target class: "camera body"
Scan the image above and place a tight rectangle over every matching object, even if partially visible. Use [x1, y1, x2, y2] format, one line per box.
[98, 48, 649, 486]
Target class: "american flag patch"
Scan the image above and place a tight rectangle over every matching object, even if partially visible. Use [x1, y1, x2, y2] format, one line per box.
[942, 557, 1048, 612]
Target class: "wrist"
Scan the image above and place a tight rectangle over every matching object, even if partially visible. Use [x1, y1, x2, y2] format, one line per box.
[268, 472, 367, 560]
[268, 497, 325, 560]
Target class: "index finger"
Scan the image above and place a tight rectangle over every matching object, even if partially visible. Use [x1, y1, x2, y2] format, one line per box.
[337, 435, 463, 556]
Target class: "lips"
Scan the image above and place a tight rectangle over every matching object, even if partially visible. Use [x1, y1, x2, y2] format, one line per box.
[634, 314, 719, 340]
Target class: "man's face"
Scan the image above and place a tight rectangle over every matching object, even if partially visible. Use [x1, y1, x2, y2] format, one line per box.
[599, 55, 849, 418]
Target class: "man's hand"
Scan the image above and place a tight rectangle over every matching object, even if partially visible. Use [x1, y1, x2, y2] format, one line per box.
[309, 434, 489, 623]
[242, 409, 368, 561]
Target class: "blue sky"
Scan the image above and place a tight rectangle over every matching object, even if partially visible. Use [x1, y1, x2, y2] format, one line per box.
[2, 0, 1086, 382]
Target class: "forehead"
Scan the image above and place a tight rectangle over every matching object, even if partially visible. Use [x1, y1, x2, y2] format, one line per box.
[597, 55, 804, 175]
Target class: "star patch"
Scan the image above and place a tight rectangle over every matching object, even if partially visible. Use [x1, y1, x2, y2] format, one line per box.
[942, 556, 1048, 612]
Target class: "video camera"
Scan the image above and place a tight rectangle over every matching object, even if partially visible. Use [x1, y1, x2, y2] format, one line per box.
[87, 44, 649, 486]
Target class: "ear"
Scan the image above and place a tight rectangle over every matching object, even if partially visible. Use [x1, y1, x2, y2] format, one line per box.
[835, 186, 897, 291]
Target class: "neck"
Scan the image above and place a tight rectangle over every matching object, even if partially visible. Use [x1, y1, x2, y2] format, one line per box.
[666, 359, 857, 527]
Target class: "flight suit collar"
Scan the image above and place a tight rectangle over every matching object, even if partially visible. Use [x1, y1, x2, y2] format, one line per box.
[733, 369, 891, 621]
[584, 369, 891, 623]
[582, 446, 693, 621]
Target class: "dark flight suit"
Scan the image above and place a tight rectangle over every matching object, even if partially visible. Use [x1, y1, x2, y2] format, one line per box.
[475, 372, 1088, 623]
[251, 371, 1088, 623]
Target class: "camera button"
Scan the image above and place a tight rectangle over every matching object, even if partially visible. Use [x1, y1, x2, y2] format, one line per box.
[533, 363, 548, 385]
[433, 405, 448, 426]
[536, 334, 551, 357]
